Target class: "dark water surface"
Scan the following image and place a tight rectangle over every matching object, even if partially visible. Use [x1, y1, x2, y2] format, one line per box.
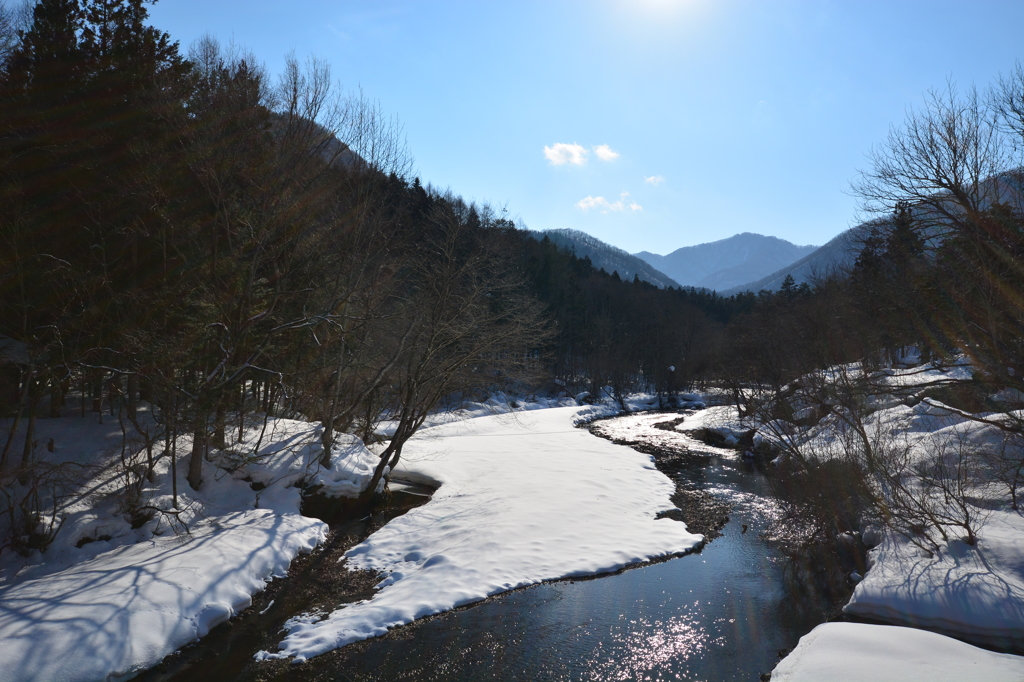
[148, 410, 834, 681]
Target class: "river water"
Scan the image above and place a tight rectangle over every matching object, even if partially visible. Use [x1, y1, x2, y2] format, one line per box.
[147, 409, 837, 681]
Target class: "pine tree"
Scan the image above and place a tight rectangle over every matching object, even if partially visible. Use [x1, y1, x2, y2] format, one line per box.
[884, 202, 924, 265]
[780, 274, 797, 299]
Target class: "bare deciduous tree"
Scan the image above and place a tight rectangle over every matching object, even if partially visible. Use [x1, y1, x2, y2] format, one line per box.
[853, 82, 1013, 238]
[360, 202, 549, 500]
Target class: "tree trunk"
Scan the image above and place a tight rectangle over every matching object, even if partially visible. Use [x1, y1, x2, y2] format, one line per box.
[170, 420, 179, 509]
[127, 374, 138, 420]
[262, 382, 271, 413]
[361, 441, 395, 504]
[213, 403, 226, 449]
[360, 416, 414, 503]
[237, 383, 245, 445]
[0, 369, 31, 470]
[9, 366, 18, 406]
[166, 396, 179, 509]
[21, 379, 39, 466]
[92, 372, 102, 414]
[49, 378, 61, 418]
[319, 415, 335, 468]
[108, 376, 116, 417]
[187, 416, 207, 490]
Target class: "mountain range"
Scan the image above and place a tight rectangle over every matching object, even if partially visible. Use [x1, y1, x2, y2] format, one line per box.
[727, 171, 1024, 294]
[635, 233, 818, 292]
[532, 229, 827, 293]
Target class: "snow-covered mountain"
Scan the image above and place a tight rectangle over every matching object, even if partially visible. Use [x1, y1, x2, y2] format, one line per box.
[530, 229, 681, 289]
[635, 233, 817, 292]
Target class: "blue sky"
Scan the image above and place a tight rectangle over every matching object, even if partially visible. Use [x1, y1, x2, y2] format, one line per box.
[151, 0, 1024, 254]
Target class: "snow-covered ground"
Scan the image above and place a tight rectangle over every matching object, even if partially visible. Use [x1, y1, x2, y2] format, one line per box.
[6, 374, 1024, 680]
[786, 390, 1024, 648]
[259, 404, 702, 663]
[766, 357, 1024, 678]
[0, 413, 380, 682]
[772, 622, 1024, 682]
[844, 510, 1024, 647]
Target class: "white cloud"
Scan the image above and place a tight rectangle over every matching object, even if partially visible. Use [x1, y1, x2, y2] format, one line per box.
[544, 143, 588, 166]
[576, 196, 612, 212]
[644, 175, 664, 185]
[593, 144, 620, 161]
[576, 192, 638, 213]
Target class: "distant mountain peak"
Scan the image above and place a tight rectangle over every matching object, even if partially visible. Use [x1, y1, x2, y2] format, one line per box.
[635, 233, 817, 292]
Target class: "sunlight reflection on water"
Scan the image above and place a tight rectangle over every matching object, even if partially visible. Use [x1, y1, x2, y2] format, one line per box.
[585, 606, 726, 681]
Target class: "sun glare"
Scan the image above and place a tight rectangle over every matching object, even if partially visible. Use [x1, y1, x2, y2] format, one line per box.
[633, 0, 694, 12]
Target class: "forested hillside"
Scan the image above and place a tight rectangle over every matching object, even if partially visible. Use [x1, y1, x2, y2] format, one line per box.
[0, 0, 755, 549]
[526, 228, 680, 289]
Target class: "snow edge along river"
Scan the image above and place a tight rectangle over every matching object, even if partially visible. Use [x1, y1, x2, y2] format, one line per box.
[259, 404, 704, 663]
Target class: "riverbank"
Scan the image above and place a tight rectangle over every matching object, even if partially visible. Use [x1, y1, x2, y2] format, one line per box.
[588, 404, 1024, 681]
[245, 407, 834, 680]
[0, 413, 388, 682]
[10, 389, 1017, 680]
[586, 411, 731, 540]
[136, 482, 434, 681]
[771, 621, 1024, 682]
[174, 404, 841, 681]
[257, 404, 704, 663]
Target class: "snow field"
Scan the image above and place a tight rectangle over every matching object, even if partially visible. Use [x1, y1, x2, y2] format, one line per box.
[259, 405, 703, 662]
[766, 370, 1024, 648]
[9, 376, 1023, 679]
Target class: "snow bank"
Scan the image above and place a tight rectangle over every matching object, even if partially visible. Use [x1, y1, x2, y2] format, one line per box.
[844, 510, 1024, 648]
[0, 413, 379, 682]
[234, 430, 381, 500]
[771, 622, 1024, 682]
[760, 357, 1024, 662]
[674, 404, 740, 432]
[259, 405, 702, 662]
[0, 509, 324, 682]
[674, 404, 756, 447]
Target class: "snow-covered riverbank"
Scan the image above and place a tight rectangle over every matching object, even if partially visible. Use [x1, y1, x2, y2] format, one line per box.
[6, 381, 1024, 681]
[726, 358, 1024, 679]
[259, 404, 703, 662]
[771, 621, 1024, 682]
[635, 379, 1024, 679]
[0, 394, 701, 679]
[0, 414, 380, 682]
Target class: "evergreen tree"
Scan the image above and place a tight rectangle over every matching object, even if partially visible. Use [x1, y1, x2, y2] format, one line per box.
[885, 202, 925, 265]
[780, 274, 797, 299]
